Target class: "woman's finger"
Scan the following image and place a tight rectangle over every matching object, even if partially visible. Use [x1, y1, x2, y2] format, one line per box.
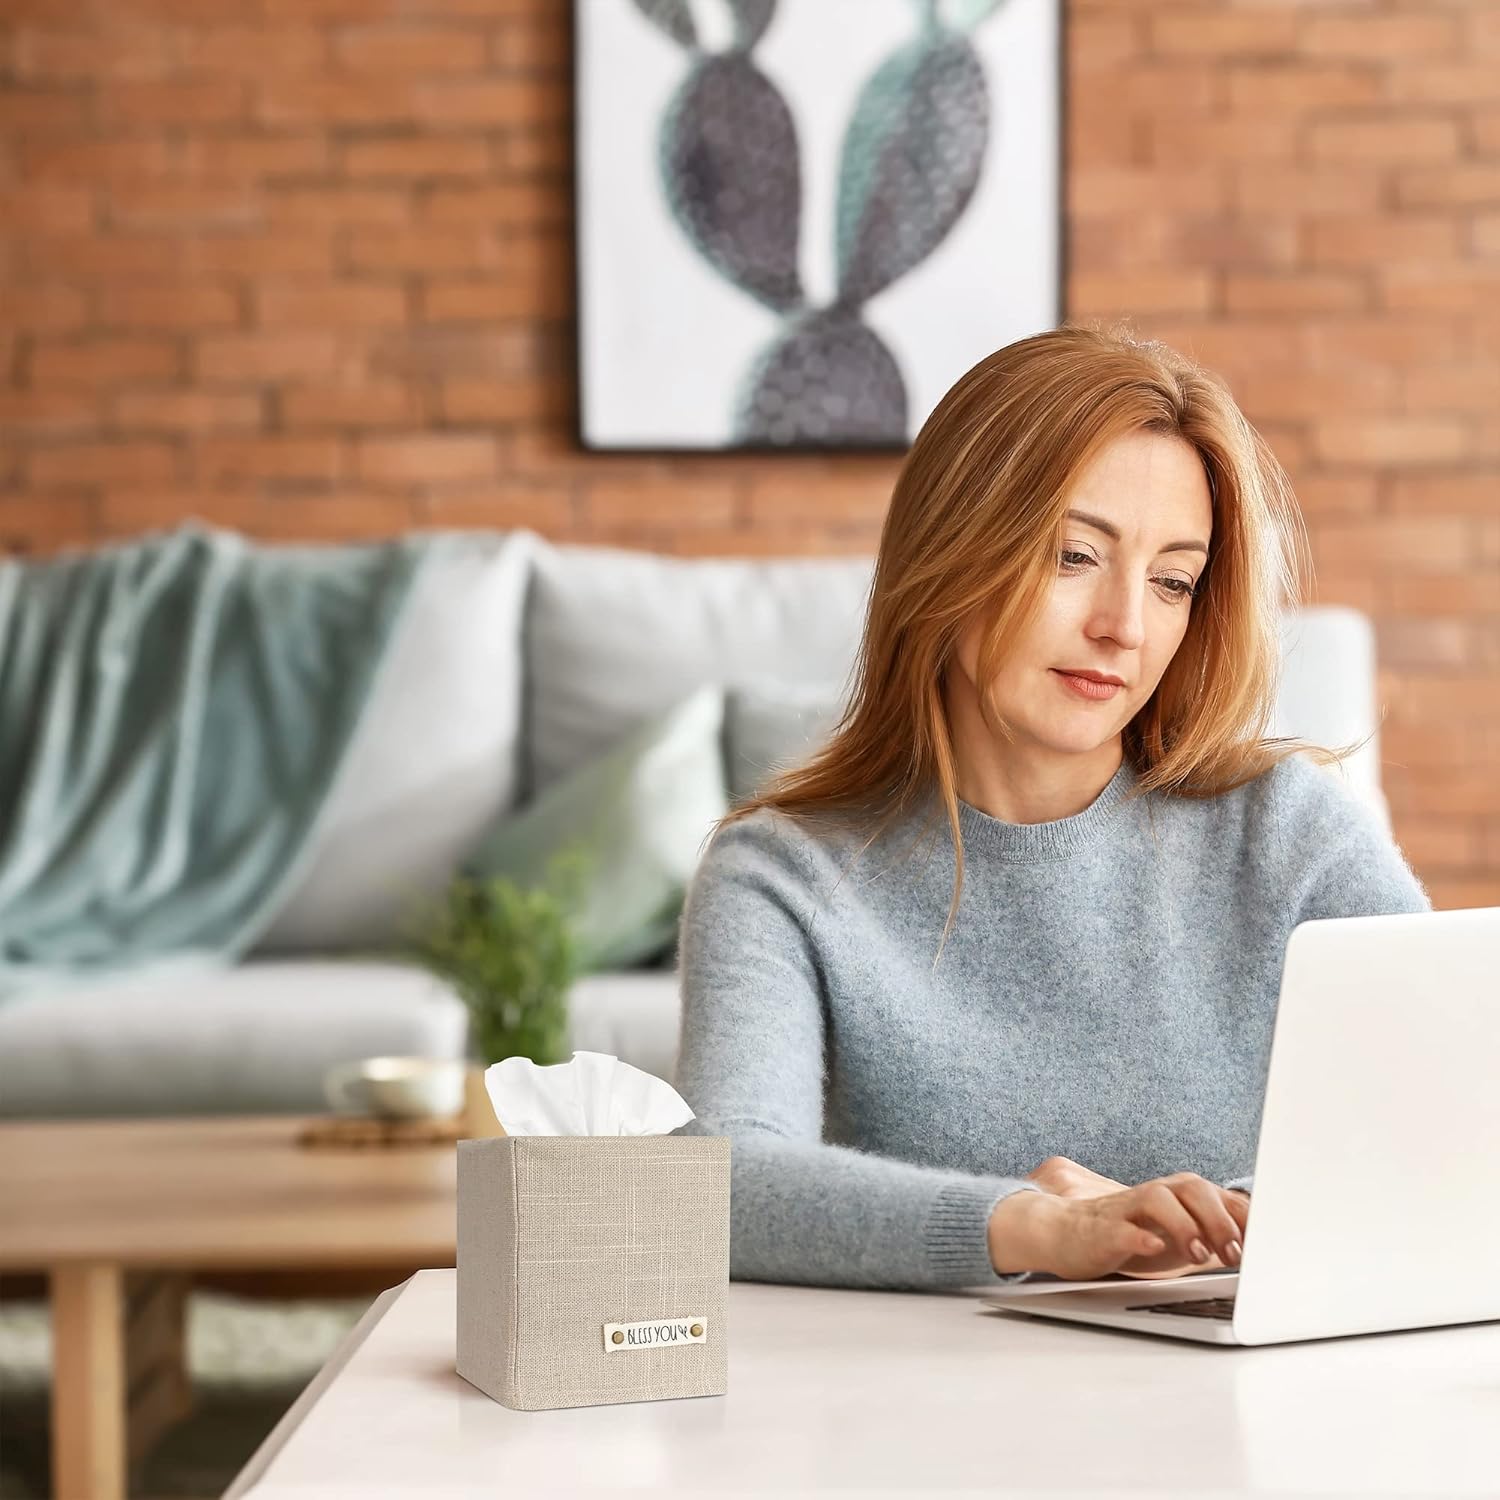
[1131, 1182, 1206, 1263]
[1170, 1175, 1242, 1263]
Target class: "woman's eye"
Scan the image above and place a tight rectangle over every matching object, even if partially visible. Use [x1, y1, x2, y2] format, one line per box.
[1057, 550, 1198, 602]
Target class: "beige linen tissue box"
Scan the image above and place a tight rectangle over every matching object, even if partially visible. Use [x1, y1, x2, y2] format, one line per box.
[456, 1134, 731, 1411]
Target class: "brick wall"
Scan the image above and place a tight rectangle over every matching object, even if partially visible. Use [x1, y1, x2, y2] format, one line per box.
[1, 0, 1496, 908]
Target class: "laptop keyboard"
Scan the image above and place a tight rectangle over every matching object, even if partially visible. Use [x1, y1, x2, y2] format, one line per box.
[1124, 1296, 1236, 1321]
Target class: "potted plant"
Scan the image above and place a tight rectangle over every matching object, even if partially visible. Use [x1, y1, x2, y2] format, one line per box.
[408, 848, 590, 1082]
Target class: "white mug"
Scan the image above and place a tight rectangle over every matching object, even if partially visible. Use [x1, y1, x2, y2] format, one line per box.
[323, 1056, 467, 1121]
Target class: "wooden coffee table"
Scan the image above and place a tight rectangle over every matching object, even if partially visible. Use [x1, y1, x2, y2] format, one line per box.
[0, 1116, 461, 1500]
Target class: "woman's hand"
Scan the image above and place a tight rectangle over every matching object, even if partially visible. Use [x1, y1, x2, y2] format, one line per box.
[992, 1165, 1250, 1281]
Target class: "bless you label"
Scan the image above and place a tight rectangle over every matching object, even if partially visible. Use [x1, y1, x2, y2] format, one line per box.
[602, 1317, 707, 1352]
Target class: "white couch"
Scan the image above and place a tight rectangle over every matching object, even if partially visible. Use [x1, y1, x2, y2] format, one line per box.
[0, 530, 1388, 1117]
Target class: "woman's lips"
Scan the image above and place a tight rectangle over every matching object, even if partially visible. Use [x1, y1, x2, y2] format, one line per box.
[1053, 669, 1123, 701]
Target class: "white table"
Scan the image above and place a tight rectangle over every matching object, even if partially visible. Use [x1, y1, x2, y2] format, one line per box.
[227, 1268, 1500, 1498]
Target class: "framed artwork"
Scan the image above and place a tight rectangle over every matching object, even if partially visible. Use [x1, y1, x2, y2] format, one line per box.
[574, 0, 1064, 453]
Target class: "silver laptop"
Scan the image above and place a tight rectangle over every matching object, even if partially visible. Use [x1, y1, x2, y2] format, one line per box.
[981, 905, 1500, 1346]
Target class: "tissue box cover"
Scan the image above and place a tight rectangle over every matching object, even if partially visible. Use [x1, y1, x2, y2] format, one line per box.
[456, 1134, 730, 1411]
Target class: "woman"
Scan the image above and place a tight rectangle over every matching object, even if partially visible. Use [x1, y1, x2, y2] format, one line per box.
[672, 323, 1431, 1291]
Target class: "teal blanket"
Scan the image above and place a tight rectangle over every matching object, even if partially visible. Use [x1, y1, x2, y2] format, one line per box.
[0, 524, 429, 998]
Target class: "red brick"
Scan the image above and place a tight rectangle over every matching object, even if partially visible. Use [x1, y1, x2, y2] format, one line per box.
[1401, 365, 1500, 416]
[408, 76, 559, 128]
[1387, 571, 1499, 616]
[266, 187, 412, 228]
[29, 441, 178, 489]
[1294, 475, 1379, 517]
[1308, 116, 1462, 166]
[23, 234, 187, 278]
[0, 390, 101, 437]
[1300, 13, 1462, 60]
[195, 436, 344, 484]
[1395, 816, 1481, 871]
[1225, 272, 1367, 314]
[1427, 877, 1500, 912]
[354, 433, 499, 483]
[13, 27, 173, 79]
[1312, 418, 1471, 468]
[583, 480, 740, 529]
[1146, 115, 1299, 166]
[0, 496, 96, 555]
[1071, 12, 1144, 69]
[186, 234, 336, 276]
[423, 181, 568, 224]
[423, 483, 575, 531]
[1071, 166, 1229, 216]
[1305, 215, 1459, 268]
[333, 27, 488, 71]
[112, 390, 264, 433]
[1224, 63, 1381, 113]
[341, 138, 490, 179]
[1304, 318, 1466, 370]
[0, 185, 94, 234]
[281, 381, 425, 428]
[179, 136, 331, 179]
[1311, 516, 1472, 570]
[492, 127, 568, 175]
[18, 138, 178, 179]
[439, 374, 567, 424]
[1239, 367, 1396, 421]
[1149, 11, 1298, 57]
[250, 494, 417, 541]
[1234, 166, 1383, 215]
[194, 332, 339, 403]
[108, 184, 260, 231]
[0, 284, 89, 332]
[255, 281, 408, 327]
[1473, 213, 1500, 257]
[0, 89, 91, 131]
[1381, 264, 1500, 312]
[254, 76, 413, 127]
[96, 490, 266, 538]
[29, 338, 180, 387]
[1395, 165, 1500, 209]
[98, 78, 251, 127]
[345, 228, 503, 273]
[96, 282, 243, 331]
[1070, 270, 1215, 316]
[1387, 475, 1500, 515]
[188, 27, 327, 73]
[490, 15, 569, 73]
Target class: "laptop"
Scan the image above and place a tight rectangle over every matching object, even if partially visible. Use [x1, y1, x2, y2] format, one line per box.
[980, 905, 1500, 1346]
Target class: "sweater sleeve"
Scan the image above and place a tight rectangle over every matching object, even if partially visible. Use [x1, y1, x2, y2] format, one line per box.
[671, 812, 1043, 1292]
[1218, 758, 1434, 1197]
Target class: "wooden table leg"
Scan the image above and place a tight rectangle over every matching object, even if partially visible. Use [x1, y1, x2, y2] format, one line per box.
[50, 1267, 193, 1500]
[51, 1264, 125, 1500]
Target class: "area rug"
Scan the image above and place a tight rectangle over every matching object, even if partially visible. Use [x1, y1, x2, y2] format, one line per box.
[0, 1292, 371, 1500]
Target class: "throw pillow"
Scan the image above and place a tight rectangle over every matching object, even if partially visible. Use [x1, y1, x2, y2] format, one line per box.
[723, 679, 846, 803]
[465, 684, 728, 972]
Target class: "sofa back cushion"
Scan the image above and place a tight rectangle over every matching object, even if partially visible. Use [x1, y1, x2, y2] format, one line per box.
[522, 541, 874, 799]
[256, 531, 533, 953]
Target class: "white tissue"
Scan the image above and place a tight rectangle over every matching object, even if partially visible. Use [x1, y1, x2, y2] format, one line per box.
[484, 1050, 697, 1136]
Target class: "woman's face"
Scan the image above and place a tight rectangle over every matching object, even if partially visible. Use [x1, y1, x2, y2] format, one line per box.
[954, 430, 1214, 760]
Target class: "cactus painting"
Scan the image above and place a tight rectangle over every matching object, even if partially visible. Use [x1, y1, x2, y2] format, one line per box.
[577, 0, 1061, 450]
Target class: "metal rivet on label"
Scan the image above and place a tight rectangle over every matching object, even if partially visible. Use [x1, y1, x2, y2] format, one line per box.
[690, 1323, 703, 1337]
[611, 1330, 624, 1344]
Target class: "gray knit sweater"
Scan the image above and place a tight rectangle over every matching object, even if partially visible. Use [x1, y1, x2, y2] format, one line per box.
[671, 753, 1431, 1290]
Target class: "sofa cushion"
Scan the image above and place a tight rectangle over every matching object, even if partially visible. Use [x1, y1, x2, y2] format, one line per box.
[0, 959, 469, 1117]
[1274, 605, 1390, 832]
[466, 684, 728, 971]
[522, 541, 873, 797]
[256, 530, 534, 953]
[723, 678, 846, 803]
[0, 959, 686, 1116]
